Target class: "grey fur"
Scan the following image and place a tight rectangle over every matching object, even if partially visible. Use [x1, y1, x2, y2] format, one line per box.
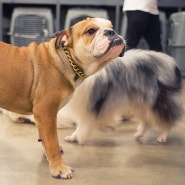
[89, 50, 183, 123]
[58, 49, 184, 144]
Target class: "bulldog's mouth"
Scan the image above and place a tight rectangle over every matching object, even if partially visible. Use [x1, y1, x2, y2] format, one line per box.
[104, 35, 125, 56]
[108, 36, 124, 49]
[94, 34, 125, 58]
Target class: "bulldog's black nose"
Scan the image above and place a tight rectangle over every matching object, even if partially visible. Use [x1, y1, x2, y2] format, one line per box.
[104, 29, 116, 37]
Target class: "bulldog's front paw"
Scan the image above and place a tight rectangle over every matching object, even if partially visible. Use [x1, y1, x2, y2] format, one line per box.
[49, 159, 73, 179]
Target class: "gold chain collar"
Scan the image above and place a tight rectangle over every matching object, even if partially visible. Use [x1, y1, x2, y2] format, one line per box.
[63, 47, 87, 80]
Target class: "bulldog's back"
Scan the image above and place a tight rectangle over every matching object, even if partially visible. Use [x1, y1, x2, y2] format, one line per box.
[0, 42, 34, 114]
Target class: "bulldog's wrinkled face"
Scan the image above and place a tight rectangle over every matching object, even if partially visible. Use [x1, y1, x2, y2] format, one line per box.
[55, 17, 125, 75]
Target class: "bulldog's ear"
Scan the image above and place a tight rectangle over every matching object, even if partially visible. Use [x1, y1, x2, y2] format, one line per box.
[55, 29, 72, 49]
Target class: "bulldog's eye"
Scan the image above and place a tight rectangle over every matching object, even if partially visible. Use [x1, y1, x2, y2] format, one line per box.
[86, 28, 96, 35]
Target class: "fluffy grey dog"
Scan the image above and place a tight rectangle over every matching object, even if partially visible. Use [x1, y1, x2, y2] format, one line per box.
[57, 49, 183, 144]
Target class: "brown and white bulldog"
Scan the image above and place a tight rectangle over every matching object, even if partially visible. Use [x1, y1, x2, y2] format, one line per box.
[0, 18, 125, 179]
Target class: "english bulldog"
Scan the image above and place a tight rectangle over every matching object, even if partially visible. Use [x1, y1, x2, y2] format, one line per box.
[0, 17, 125, 179]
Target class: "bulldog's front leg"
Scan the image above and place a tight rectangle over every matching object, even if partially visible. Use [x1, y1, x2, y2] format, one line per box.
[33, 106, 73, 179]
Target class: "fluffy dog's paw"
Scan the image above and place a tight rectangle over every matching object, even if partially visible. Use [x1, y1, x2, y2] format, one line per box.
[134, 131, 143, 139]
[50, 161, 73, 179]
[100, 125, 115, 132]
[156, 136, 167, 143]
[64, 135, 77, 143]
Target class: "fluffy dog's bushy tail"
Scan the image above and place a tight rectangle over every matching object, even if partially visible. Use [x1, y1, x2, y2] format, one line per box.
[153, 67, 183, 124]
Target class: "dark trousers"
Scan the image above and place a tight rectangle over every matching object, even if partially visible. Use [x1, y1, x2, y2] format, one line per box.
[125, 10, 162, 51]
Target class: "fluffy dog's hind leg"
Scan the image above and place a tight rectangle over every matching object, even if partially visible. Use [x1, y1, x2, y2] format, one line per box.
[134, 121, 148, 139]
[156, 127, 168, 143]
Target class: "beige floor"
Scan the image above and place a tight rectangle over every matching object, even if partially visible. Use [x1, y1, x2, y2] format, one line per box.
[0, 86, 185, 185]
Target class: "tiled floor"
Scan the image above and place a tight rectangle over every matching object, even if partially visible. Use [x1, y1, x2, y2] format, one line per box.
[0, 82, 185, 185]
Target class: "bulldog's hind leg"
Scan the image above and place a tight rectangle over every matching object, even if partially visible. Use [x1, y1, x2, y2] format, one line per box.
[33, 104, 72, 179]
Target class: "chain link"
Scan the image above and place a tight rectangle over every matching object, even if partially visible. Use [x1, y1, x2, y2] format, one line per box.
[63, 47, 87, 79]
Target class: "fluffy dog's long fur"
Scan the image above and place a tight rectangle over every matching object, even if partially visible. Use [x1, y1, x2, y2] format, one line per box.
[57, 49, 183, 144]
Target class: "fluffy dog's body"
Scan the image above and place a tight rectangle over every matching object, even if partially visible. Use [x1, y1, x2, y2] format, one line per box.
[57, 49, 183, 144]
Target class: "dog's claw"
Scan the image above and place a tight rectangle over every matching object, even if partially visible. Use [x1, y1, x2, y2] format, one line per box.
[53, 171, 73, 179]
[50, 163, 73, 179]
[59, 146, 64, 155]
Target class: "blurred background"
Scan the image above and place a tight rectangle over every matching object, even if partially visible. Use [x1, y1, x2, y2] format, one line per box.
[0, 0, 185, 75]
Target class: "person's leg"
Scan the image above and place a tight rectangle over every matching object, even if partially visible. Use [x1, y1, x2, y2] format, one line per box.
[125, 10, 149, 50]
[144, 14, 162, 51]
